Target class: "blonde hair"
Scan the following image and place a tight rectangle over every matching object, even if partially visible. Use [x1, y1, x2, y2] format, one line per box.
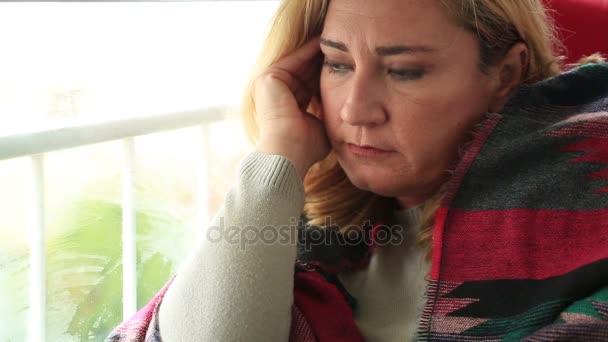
[241, 0, 598, 257]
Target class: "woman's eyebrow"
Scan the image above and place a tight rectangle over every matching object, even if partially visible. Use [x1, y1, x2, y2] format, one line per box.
[376, 45, 436, 56]
[320, 37, 436, 56]
[320, 38, 349, 52]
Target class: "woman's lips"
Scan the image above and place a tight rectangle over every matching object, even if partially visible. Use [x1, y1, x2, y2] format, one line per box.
[346, 143, 395, 158]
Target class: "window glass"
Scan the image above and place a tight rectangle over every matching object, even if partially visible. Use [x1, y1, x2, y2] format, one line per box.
[0, 2, 279, 340]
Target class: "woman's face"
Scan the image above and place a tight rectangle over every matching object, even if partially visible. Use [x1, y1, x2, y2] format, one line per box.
[320, 0, 498, 207]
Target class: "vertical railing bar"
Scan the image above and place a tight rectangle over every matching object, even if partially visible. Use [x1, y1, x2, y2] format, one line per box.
[28, 154, 45, 342]
[122, 137, 137, 320]
[196, 124, 211, 239]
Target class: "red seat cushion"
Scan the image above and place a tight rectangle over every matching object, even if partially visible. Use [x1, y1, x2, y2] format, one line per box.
[544, 0, 608, 63]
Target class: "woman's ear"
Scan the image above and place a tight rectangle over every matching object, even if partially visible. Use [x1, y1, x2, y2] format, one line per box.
[488, 42, 529, 113]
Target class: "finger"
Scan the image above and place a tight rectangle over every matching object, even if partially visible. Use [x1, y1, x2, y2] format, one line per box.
[275, 51, 322, 93]
[284, 67, 320, 110]
[264, 38, 322, 94]
[294, 86, 314, 112]
[298, 52, 324, 86]
[299, 56, 323, 105]
[294, 55, 322, 111]
[273, 36, 321, 76]
[263, 66, 306, 95]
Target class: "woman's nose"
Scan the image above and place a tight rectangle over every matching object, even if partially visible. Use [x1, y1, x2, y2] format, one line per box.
[339, 74, 387, 126]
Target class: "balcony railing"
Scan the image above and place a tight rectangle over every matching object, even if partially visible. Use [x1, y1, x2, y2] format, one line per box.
[0, 107, 228, 342]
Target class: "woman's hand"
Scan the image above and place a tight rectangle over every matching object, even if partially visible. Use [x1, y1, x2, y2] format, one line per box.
[254, 37, 330, 180]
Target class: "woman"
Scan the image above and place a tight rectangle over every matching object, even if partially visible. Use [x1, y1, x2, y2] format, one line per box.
[108, 0, 608, 341]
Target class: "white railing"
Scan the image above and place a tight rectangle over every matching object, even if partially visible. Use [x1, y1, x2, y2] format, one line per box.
[0, 107, 228, 342]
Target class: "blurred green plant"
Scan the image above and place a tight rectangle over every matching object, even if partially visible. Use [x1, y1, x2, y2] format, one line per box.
[42, 199, 186, 341]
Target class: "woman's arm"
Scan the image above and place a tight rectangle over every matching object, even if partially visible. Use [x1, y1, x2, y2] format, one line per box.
[158, 151, 305, 341]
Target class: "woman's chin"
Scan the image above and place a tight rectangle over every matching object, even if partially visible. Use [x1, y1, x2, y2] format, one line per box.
[341, 163, 433, 201]
[343, 167, 402, 197]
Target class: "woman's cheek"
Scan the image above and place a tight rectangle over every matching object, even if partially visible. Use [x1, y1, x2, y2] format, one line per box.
[322, 115, 340, 143]
[320, 97, 343, 136]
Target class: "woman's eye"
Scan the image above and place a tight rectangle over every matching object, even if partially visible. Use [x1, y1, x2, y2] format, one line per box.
[323, 60, 351, 74]
[389, 68, 425, 81]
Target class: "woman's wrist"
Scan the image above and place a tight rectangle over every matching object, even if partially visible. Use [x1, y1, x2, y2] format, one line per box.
[255, 141, 311, 180]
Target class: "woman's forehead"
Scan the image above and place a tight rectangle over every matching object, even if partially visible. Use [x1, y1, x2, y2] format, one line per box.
[324, 0, 444, 22]
[322, 0, 462, 52]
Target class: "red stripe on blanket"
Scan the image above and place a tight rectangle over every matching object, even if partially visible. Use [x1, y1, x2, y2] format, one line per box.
[293, 270, 365, 342]
[430, 207, 448, 280]
[439, 208, 608, 282]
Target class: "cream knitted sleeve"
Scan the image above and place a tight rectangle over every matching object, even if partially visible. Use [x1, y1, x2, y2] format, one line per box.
[158, 151, 305, 342]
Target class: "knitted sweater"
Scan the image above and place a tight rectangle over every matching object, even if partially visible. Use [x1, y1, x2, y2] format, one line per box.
[109, 148, 427, 341]
[106, 62, 608, 341]
[338, 207, 429, 341]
